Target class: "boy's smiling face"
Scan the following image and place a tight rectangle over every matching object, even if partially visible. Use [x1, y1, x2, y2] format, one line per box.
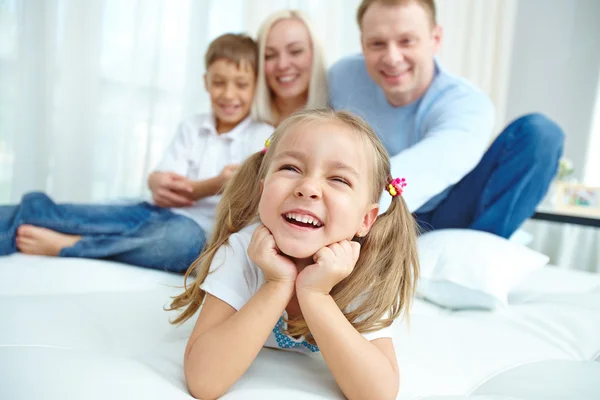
[205, 59, 256, 133]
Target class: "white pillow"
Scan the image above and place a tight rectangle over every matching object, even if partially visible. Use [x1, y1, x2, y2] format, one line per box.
[417, 229, 549, 310]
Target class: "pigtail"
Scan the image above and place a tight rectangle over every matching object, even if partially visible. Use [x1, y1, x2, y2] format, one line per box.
[212, 151, 266, 236]
[336, 194, 419, 332]
[168, 151, 266, 324]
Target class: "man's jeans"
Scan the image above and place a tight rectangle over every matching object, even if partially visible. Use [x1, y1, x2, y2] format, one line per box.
[0, 193, 205, 273]
[415, 113, 565, 238]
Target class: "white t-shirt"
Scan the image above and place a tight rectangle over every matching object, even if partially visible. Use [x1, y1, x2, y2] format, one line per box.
[199, 223, 397, 355]
[153, 114, 274, 234]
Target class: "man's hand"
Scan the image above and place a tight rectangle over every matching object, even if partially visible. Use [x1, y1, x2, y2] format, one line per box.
[296, 240, 360, 295]
[149, 171, 195, 208]
[248, 225, 297, 285]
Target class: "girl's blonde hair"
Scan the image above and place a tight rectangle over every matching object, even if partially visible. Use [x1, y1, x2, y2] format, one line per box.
[169, 109, 419, 343]
[251, 10, 329, 126]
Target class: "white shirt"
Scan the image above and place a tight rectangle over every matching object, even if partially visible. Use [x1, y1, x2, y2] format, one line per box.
[153, 114, 274, 234]
[200, 223, 397, 355]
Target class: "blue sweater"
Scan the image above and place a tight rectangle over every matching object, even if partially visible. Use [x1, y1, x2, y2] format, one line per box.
[328, 54, 495, 213]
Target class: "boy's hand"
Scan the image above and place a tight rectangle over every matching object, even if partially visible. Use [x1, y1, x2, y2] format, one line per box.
[218, 164, 240, 186]
[296, 240, 360, 295]
[248, 225, 297, 285]
[149, 171, 195, 208]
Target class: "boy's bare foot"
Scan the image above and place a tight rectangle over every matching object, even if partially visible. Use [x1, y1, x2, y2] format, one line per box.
[16, 225, 82, 256]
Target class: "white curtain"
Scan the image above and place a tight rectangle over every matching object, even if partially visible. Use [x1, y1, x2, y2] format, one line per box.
[0, 0, 516, 204]
[526, 68, 600, 274]
[523, 220, 600, 273]
[436, 0, 518, 134]
[584, 72, 600, 186]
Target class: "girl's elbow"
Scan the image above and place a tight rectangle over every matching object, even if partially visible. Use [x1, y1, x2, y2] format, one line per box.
[184, 364, 230, 400]
[347, 379, 399, 400]
[186, 378, 229, 400]
[388, 372, 401, 400]
[188, 387, 223, 400]
[371, 373, 400, 400]
[367, 386, 398, 400]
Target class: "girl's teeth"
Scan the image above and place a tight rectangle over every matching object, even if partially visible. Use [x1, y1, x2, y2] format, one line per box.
[285, 213, 321, 227]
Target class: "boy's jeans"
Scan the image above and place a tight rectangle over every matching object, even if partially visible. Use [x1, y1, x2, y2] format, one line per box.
[0, 193, 205, 273]
[415, 113, 565, 238]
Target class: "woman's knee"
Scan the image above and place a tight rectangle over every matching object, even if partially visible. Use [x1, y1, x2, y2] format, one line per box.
[21, 192, 54, 206]
[161, 218, 206, 272]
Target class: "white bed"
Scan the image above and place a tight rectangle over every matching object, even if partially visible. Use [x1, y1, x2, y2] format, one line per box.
[1, 253, 599, 400]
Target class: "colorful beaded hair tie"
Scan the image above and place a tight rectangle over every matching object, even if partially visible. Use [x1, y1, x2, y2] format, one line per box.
[387, 177, 406, 197]
[261, 138, 271, 154]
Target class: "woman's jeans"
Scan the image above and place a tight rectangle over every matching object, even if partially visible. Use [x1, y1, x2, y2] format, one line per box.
[0, 193, 205, 273]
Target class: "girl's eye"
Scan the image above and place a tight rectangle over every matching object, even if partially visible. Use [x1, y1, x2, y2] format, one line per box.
[279, 164, 299, 173]
[332, 177, 351, 186]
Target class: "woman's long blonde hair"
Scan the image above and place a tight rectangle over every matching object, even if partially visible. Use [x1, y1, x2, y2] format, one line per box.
[251, 10, 329, 126]
[169, 109, 419, 343]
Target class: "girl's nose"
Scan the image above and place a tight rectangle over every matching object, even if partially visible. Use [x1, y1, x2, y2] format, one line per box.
[294, 178, 322, 200]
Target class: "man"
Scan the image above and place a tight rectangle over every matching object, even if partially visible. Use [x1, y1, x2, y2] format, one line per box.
[328, 0, 564, 238]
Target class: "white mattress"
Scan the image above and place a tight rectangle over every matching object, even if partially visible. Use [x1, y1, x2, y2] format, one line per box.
[1, 254, 599, 400]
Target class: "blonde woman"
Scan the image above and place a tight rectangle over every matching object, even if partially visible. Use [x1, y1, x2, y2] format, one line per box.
[252, 10, 329, 126]
[170, 109, 419, 399]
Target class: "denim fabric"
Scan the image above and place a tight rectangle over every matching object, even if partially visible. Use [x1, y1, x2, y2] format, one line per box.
[415, 113, 565, 238]
[0, 192, 205, 272]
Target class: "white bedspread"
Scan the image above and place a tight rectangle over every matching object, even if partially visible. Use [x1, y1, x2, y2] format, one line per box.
[1, 254, 599, 399]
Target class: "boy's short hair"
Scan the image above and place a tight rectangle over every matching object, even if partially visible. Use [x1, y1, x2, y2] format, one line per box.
[204, 33, 258, 73]
[357, 0, 437, 28]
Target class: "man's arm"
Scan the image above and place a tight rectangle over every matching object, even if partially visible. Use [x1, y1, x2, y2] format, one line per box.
[386, 90, 495, 213]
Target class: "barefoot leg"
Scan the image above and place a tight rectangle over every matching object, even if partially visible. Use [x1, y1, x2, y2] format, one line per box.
[16, 225, 82, 256]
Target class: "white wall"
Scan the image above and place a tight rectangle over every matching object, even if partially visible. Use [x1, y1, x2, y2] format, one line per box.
[505, 0, 600, 182]
[584, 66, 600, 186]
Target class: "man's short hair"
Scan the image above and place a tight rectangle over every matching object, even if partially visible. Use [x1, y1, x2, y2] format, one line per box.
[357, 0, 437, 28]
[204, 33, 258, 73]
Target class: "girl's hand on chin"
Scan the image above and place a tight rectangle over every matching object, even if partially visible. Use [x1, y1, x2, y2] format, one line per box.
[248, 224, 297, 285]
[296, 240, 360, 295]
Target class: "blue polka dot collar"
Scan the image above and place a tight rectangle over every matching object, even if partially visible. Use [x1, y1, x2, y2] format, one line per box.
[272, 316, 320, 353]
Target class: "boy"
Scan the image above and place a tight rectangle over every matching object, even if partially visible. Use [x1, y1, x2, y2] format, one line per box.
[0, 33, 274, 273]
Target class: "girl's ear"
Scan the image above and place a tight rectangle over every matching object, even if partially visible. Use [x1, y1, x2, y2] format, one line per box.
[357, 203, 379, 237]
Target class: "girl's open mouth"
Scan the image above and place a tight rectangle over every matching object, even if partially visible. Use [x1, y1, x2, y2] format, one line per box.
[283, 212, 323, 229]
